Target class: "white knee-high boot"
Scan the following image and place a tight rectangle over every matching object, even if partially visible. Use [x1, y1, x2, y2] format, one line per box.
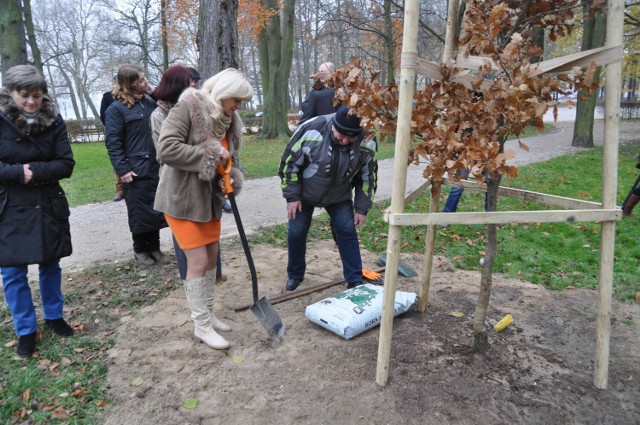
[206, 271, 232, 332]
[183, 277, 230, 349]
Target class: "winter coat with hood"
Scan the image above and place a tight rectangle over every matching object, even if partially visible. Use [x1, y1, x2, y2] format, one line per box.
[154, 87, 244, 223]
[279, 112, 377, 215]
[0, 88, 75, 267]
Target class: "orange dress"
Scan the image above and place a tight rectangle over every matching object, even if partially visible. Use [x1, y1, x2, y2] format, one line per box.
[165, 136, 229, 250]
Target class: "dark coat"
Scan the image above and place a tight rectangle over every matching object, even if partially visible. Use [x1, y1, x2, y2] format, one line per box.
[0, 88, 75, 267]
[299, 87, 340, 125]
[105, 96, 167, 233]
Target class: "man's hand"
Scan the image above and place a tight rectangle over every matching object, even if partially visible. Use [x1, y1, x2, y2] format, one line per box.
[287, 201, 302, 220]
[354, 212, 366, 227]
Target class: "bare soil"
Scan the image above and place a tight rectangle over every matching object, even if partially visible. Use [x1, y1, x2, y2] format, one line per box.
[91, 240, 640, 425]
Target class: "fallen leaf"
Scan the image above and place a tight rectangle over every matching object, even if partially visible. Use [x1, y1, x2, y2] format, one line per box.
[51, 408, 69, 419]
[450, 311, 465, 318]
[636, 292, 640, 302]
[4, 340, 17, 348]
[132, 377, 144, 387]
[565, 286, 576, 290]
[72, 389, 87, 397]
[233, 356, 244, 364]
[183, 398, 198, 409]
[96, 399, 106, 407]
[22, 389, 31, 401]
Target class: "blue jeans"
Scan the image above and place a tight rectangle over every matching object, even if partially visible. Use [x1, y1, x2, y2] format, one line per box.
[288, 200, 362, 284]
[443, 186, 464, 213]
[1, 260, 64, 336]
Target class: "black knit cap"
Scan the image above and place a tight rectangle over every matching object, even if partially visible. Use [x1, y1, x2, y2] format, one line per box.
[333, 105, 363, 137]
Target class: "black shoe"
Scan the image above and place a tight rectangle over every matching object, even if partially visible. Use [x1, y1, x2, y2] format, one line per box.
[347, 281, 363, 289]
[113, 192, 124, 202]
[285, 278, 303, 291]
[45, 318, 74, 336]
[17, 332, 37, 358]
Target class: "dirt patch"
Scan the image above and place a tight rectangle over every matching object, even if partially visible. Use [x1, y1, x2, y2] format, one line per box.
[89, 239, 640, 425]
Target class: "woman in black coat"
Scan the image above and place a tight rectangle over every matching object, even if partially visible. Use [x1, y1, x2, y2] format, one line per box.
[105, 65, 167, 266]
[0, 65, 75, 357]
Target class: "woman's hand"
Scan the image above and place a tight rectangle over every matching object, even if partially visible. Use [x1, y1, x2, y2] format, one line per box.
[120, 171, 138, 183]
[219, 148, 230, 163]
[218, 176, 234, 194]
[23, 164, 33, 184]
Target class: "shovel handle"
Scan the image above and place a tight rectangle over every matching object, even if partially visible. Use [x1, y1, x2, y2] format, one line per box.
[217, 158, 233, 194]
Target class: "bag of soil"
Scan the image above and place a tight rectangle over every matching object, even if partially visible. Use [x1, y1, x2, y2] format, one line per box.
[305, 283, 416, 340]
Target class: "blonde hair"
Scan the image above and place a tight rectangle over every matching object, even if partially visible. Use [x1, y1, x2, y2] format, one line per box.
[199, 68, 253, 120]
[112, 65, 145, 108]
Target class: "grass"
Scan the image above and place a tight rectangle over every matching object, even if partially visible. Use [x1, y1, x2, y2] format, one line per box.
[60, 135, 397, 207]
[0, 262, 181, 423]
[251, 139, 640, 302]
[3, 124, 639, 422]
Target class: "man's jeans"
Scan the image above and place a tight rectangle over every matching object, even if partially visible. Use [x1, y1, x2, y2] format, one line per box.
[288, 200, 363, 284]
[443, 183, 489, 213]
[1, 260, 64, 336]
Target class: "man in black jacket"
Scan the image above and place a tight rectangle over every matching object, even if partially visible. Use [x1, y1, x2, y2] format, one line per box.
[279, 106, 377, 291]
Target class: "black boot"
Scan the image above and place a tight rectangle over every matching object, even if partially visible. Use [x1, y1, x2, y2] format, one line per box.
[623, 194, 640, 216]
[45, 318, 74, 336]
[17, 332, 38, 358]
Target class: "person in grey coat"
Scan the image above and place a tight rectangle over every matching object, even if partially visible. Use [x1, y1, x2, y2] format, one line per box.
[0, 65, 75, 357]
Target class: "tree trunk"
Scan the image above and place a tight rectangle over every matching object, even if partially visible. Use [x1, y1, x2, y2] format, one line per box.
[257, 0, 296, 139]
[0, 0, 27, 78]
[198, 0, 239, 78]
[472, 175, 500, 355]
[572, 0, 607, 148]
[22, 0, 42, 71]
[161, 0, 169, 70]
[384, 0, 395, 84]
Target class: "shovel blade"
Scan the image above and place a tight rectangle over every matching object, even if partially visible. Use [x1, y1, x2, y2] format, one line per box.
[250, 297, 285, 341]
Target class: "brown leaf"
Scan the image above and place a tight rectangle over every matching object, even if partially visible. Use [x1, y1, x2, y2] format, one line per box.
[51, 408, 70, 419]
[22, 389, 31, 401]
[72, 389, 88, 397]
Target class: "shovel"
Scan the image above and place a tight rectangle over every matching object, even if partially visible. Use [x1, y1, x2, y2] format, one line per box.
[217, 159, 285, 341]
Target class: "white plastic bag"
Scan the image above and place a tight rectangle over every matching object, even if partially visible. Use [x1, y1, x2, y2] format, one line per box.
[305, 283, 417, 340]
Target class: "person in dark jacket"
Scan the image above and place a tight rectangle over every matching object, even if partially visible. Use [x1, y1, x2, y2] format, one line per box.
[298, 62, 340, 125]
[279, 106, 377, 291]
[0, 65, 76, 357]
[622, 152, 640, 216]
[105, 65, 167, 267]
[101, 71, 154, 202]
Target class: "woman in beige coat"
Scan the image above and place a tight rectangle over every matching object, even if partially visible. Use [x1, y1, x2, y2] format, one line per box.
[155, 68, 252, 350]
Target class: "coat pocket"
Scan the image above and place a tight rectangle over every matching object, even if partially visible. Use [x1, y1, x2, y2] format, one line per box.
[48, 188, 70, 220]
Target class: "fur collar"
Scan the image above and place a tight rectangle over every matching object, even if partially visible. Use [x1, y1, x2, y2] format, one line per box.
[178, 87, 243, 153]
[0, 87, 58, 136]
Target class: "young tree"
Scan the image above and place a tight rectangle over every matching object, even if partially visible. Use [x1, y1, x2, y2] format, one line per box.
[332, 0, 596, 354]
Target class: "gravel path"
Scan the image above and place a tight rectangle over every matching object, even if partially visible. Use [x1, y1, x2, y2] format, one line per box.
[60, 110, 639, 274]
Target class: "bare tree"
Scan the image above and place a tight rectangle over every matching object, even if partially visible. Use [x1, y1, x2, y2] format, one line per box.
[0, 0, 28, 77]
[572, 0, 607, 148]
[197, 0, 240, 78]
